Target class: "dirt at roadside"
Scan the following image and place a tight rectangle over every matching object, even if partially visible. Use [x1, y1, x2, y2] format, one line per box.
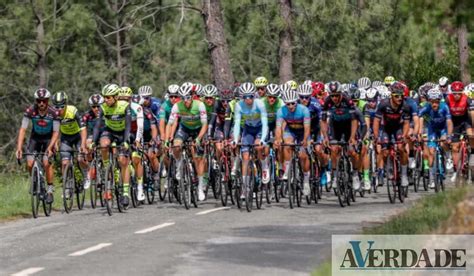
[442, 188, 474, 234]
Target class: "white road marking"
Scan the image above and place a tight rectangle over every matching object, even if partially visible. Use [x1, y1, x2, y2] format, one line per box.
[68, 243, 112, 256]
[196, 207, 230, 215]
[134, 222, 175, 234]
[11, 267, 44, 276]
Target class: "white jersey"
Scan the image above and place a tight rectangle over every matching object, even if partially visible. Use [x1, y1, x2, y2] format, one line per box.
[130, 102, 144, 142]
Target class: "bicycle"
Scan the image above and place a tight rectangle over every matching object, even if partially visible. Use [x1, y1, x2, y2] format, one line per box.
[383, 135, 405, 203]
[217, 142, 234, 206]
[60, 150, 86, 213]
[100, 144, 126, 216]
[330, 138, 353, 207]
[280, 143, 304, 209]
[411, 140, 424, 193]
[89, 147, 104, 209]
[431, 138, 447, 193]
[236, 143, 263, 212]
[175, 139, 199, 210]
[308, 142, 321, 204]
[205, 140, 221, 200]
[457, 134, 471, 183]
[18, 153, 52, 218]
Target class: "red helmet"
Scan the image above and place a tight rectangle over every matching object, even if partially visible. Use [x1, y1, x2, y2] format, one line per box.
[451, 81, 464, 92]
[311, 81, 325, 97]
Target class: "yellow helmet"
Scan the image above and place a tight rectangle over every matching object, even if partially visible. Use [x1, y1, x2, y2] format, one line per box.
[119, 86, 133, 97]
[286, 80, 298, 90]
[384, 76, 395, 85]
[254, 76, 268, 88]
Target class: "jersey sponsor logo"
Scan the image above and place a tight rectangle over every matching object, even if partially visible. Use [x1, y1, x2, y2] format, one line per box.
[37, 119, 48, 127]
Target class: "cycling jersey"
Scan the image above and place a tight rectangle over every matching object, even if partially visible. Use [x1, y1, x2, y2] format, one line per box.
[404, 97, 419, 120]
[445, 94, 474, 126]
[58, 105, 85, 136]
[262, 97, 284, 127]
[363, 101, 378, 127]
[144, 97, 161, 121]
[93, 100, 131, 143]
[158, 99, 174, 123]
[277, 104, 310, 141]
[419, 102, 451, 131]
[208, 100, 228, 139]
[321, 95, 356, 122]
[128, 101, 144, 142]
[375, 99, 411, 130]
[233, 99, 268, 144]
[168, 100, 207, 130]
[21, 105, 59, 137]
[300, 97, 322, 137]
[82, 110, 101, 137]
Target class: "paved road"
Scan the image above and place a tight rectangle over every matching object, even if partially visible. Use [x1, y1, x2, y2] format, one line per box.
[0, 182, 447, 276]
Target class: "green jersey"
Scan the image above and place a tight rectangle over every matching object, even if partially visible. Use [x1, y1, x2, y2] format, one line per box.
[100, 100, 130, 132]
[168, 100, 207, 130]
[262, 97, 284, 125]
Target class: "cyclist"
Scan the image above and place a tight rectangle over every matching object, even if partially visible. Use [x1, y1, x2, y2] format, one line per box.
[254, 76, 268, 98]
[193, 83, 203, 100]
[208, 88, 234, 165]
[362, 87, 380, 188]
[438, 76, 450, 98]
[16, 88, 60, 204]
[274, 87, 311, 196]
[321, 81, 359, 190]
[83, 94, 104, 187]
[383, 76, 395, 87]
[311, 81, 326, 105]
[52, 91, 89, 190]
[418, 88, 453, 188]
[158, 84, 181, 178]
[445, 81, 474, 181]
[92, 84, 132, 207]
[166, 84, 208, 201]
[232, 82, 268, 198]
[358, 77, 371, 90]
[138, 85, 161, 120]
[373, 82, 412, 187]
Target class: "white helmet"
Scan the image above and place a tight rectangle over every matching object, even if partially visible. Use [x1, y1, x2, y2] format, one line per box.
[239, 82, 256, 96]
[303, 80, 313, 86]
[167, 84, 180, 95]
[138, 85, 153, 97]
[194, 83, 203, 96]
[280, 83, 293, 95]
[366, 87, 379, 100]
[358, 77, 371, 89]
[266, 83, 281, 97]
[359, 88, 367, 100]
[297, 84, 312, 96]
[372, 80, 383, 87]
[282, 89, 298, 103]
[439, 76, 449, 87]
[202, 84, 218, 98]
[377, 85, 391, 99]
[179, 83, 193, 97]
[88, 94, 104, 106]
[427, 88, 442, 101]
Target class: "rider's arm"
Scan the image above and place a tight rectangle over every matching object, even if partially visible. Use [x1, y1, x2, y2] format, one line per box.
[92, 108, 104, 144]
[123, 105, 132, 145]
[166, 104, 180, 141]
[48, 120, 60, 152]
[223, 104, 232, 140]
[197, 102, 208, 141]
[135, 104, 144, 143]
[275, 108, 284, 142]
[303, 107, 311, 142]
[16, 115, 30, 153]
[258, 100, 268, 143]
[233, 103, 242, 144]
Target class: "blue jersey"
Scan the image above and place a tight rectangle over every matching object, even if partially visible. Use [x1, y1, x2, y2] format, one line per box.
[405, 97, 419, 119]
[233, 99, 268, 143]
[418, 102, 451, 131]
[149, 97, 162, 121]
[301, 97, 322, 136]
[276, 104, 311, 134]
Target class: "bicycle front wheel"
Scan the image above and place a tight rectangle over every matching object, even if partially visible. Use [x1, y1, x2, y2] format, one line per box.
[386, 156, 396, 203]
[31, 166, 40, 218]
[62, 165, 74, 213]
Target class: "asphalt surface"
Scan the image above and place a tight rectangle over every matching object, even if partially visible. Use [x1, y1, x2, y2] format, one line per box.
[0, 180, 451, 276]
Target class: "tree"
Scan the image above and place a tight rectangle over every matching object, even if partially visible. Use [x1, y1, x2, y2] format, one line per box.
[278, 0, 293, 82]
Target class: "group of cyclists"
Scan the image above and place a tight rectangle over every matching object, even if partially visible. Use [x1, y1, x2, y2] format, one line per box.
[15, 74, 474, 212]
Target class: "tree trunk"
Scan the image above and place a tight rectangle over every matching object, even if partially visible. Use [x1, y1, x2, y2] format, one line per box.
[32, 1, 48, 87]
[202, 0, 234, 90]
[112, 0, 128, 86]
[457, 23, 470, 83]
[278, 0, 293, 83]
[357, 0, 364, 16]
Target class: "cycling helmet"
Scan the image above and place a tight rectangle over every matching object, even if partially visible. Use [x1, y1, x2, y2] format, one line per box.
[377, 85, 391, 99]
[52, 91, 68, 107]
[101, 83, 120, 96]
[328, 81, 342, 94]
[451, 81, 464, 93]
[418, 83, 434, 95]
[410, 90, 418, 99]
[179, 83, 193, 97]
[349, 88, 361, 100]
[88, 94, 104, 106]
[280, 83, 293, 95]
[202, 84, 218, 98]
[138, 85, 153, 97]
[281, 89, 299, 103]
[297, 84, 313, 96]
[131, 94, 143, 105]
[372, 80, 383, 87]
[219, 89, 234, 101]
[464, 83, 474, 99]
[119, 86, 133, 97]
[303, 80, 313, 86]
[383, 76, 395, 86]
[349, 82, 358, 93]
[359, 88, 367, 100]
[254, 76, 268, 88]
[167, 84, 180, 95]
[193, 83, 203, 96]
[366, 87, 379, 100]
[239, 82, 256, 96]
[341, 83, 350, 94]
[34, 88, 51, 100]
[311, 81, 325, 97]
[232, 83, 241, 98]
[438, 76, 449, 87]
[266, 83, 281, 97]
[427, 88, 442, 101]
[357, 77, 371, 89]
[286, 80, 298, 90]
[389, 81, 405, 95]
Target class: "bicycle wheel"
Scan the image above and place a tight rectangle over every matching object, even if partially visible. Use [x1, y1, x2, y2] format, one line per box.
[31, 166, 40, 218]
[96, 161, 105, 207]
[245, 160, 254, 212]
[234, 175, 242, 209]
[158, 163, 167, 201]
[180, 161, 191, 210]
[115, 166, 124, 213]
[219, 157, 228, 206]
[336, 158, 347, 207]
[413, 150, 422, 193]
[62, 164, 74, 213]
[104, 163, 114, 216]
[42, 183, 52, 217]
[90, 166, 98, 209]
[295, 162, 303, 208]
[386, 156, 396, 203]
[76, 168, 86, 210]
[130, 175, 138, 208]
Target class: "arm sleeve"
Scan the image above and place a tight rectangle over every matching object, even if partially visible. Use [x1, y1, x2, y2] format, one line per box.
[167, 104, 179, 125]
[233, 103, 242, 144]
[208, 103, 218, 137]
[303, 107, 311, 125]
[53, 120, 60, 132]
[75, 111, 86, 130]
[123, 106, 132, 143]
[224, 105, 232, 139]
[199, 102, 208, 126]
[259, 101, 268, 142]
[21, 116, 29, 129]
[135, 105, 144, 142]
[276, 108, 284, 128]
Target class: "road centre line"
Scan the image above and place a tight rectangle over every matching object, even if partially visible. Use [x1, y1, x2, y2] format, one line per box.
[134, 222, 175, 234]
[11, 267, 44, 276]
[68, 243, 112, 256]
[196, 207, 230, 215]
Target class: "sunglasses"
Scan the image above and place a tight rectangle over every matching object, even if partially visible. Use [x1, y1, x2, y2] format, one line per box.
[104, 96, 114, 100]
[169, 95, 179, 99]
[299, 96, 310, 100]
[36, 99, 48, 104]
[142, 96, 151, 101]
[205, 97, 215, 100]
[55, 105, 65, 109]
[267, 96, 277, 100]
[182, 95, 192, 101]
[330, 94, 341, 98]
[91, 105, 99, 109]
[243, 95, 254, 100]
[392, 94, 403, 99]
[286, 102, 296, 107]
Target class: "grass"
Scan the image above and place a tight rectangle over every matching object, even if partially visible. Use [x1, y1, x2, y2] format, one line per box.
[311, 186, 471, 276]
[0, 172, 76, 220]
